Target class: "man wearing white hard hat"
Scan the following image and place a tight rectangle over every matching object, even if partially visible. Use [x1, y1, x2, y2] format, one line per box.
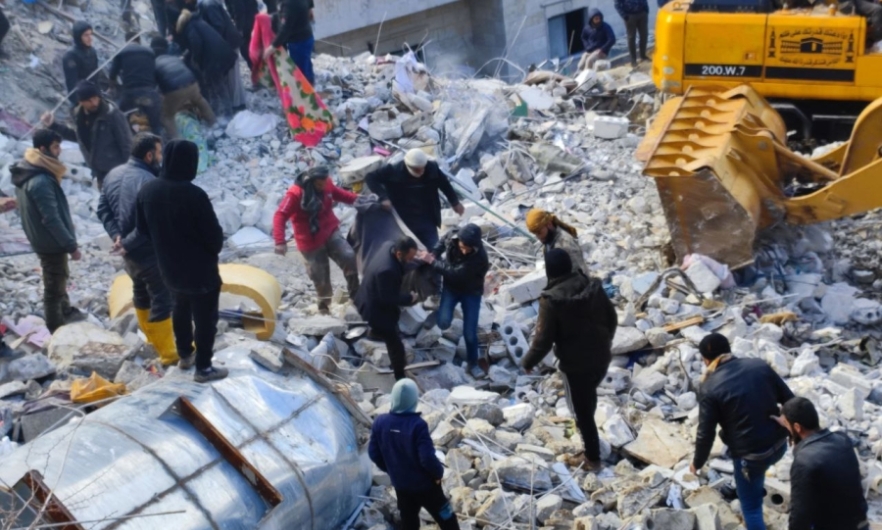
[365, 149, 464, 249]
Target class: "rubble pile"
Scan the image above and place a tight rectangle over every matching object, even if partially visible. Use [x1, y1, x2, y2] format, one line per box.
[1, 1, 882, 527]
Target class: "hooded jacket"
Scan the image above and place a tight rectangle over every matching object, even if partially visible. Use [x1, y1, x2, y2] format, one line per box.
[692, 357, 794, 469]
[272, 175, 357, 253]
[96, 157, 159, 261]
[11, 160, 78, 255]
[614, 0, 649, 18]
[355, 240, 413, 331]
[581, 9, 616, 55]
[197, 0, 242, 50]
[789, 429, 868, 530]
[365, 160, 460, 229]
[431, 225, 489, 297]
[368, 411, 444, 492]
[177, 9, 236, 80]
[63, 21, 107, 105]
[522, 271, 617, 374]
[74, 99, 133, 175]
[109, 43, 157, 91]
[154, 54, 198, 94]
[136, 140, 224, 294]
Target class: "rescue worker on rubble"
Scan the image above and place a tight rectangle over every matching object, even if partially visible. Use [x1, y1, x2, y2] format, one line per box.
[109, 33, 164, 137]
[136, 139, 228, 383]
[691, 333, 794, 530]
[368, 378, 460, 530]
[268, 0, 315, 85]
[63, 21, 109, 107]
[150, 36, 216, 139]
[97, 133, 179, 366]
[74, 81, 134, 190]
[11, 129, 86, 333]
[355, 236, 419, 381]
[521, 249, 617, 471]
[417, 224, 490, 379]
[525, 208, 588, 275]
[578, 9, 616, 71]
[615, 0, 650, 68]
[176, 8, 239, 118]
[273, 166, 360, 315]
[366, 149, 464, 250]
[773, 397, 868, 530]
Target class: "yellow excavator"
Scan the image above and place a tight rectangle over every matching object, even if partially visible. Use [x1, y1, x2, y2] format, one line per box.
[651, 0, 882, 138]
[636, 84, 882, 268]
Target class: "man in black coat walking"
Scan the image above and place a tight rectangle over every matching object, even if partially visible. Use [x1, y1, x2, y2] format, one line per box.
[366, 149, 464, 250]
[691, 333, 795, 530]
[521, 250, 617, 470]
[355, 236, 419, 380]
[776, 397, 868, 530]
[136, 139, 227, 383]
[63, 21, 109, 106]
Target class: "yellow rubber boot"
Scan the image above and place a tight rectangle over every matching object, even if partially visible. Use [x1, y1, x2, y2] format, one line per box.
[135, 308, 151, 338]
[148, 317, 180, 366]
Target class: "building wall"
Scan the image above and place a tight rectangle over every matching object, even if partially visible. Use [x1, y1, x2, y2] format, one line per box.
[468, 0, 507, 77]
[314, 0, 460, 39]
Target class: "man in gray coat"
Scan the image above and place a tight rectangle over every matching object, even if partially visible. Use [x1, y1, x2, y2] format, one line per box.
[11, 129, 84, 332]
[74, 81, 133, 189]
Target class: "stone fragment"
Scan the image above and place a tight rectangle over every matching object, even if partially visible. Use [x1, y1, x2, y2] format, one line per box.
[415, 326, 442, 348]
[399, 305, 428, 336]
[611, 327, 648, 355]
[685, 260, 722, 293]
[493, 455, 552, 490]
[535, 494, 562, 523]
[475, 489, 512, 525]
[431, 420, 458, 446]
[0, 381, 27, 399]
[447, 386, 499, 406]
[821, 282, 858, 325]
[461, 402, 504, 426]
[48, 323, 130, 379]
[648, 508, 697, 530]
[249, 344, 284, 372]
[503, 270, 547, 304]
[600, 366, 631, 392]
[839, 387, 864, 421]
[790, 348, 820, 377]
[593, 116, 629, 139]
[368, 121, 403, 141]
[691, 504, 722, 530]
[502, 403, 535, 430]
[515, 443, 555, 462]
[646, 327, 673, 348]
[339, 155, 384, 186]
[852, 298, 882, 325]
[113, 360, 146, 385]
[830, 364, 872, 399]
[602, 414, 634, 447]
[287, 315, 347, 336]
[632, 369, 667, 394]
[6, 353, 56, 381]
[463, 418, 495, 440]
[624, 417, 691, 468]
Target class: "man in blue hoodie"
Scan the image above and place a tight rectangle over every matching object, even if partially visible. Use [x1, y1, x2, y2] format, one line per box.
[368, 379, 459, 530]
[578, 9, 616, 71]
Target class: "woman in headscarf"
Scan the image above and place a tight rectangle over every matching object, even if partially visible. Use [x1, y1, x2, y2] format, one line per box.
[250, 10, 334, 147]
[272, 166, 359, 314]
[525, 208, 588, 275]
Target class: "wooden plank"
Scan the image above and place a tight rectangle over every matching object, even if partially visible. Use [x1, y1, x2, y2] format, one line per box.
[374, 360, 440, 374]
[663, 315, 704, 333]
[177, 397, 283, 507]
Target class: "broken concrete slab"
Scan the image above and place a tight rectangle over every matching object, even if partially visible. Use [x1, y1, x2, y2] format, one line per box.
[493, 455, 553, 491]
[340, 156, 385, 186]
[447, 385, 499, 406]
[6, 353, 56, 382]
[611, 327, 648, 355]
[624, 417, 692, 469]
[399, 305, 428, 336]
[47, 322, 130, 379]
[502, 270, 547, 304]
[0, 380, 28, 399]
[250, 344, 284, 372]
[287, 315, 347, 336]
[502, 403, 535, 431]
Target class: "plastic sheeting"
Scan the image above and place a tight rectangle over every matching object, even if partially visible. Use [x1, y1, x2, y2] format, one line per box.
[0, 346, 371, 530]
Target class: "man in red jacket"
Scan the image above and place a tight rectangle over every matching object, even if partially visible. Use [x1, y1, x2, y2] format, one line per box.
[273, 167, 359, 314]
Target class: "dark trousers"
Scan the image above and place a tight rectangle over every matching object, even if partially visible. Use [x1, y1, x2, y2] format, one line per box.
[562, 369, 607, 461]
[0, 8, 10, 49]
[625, 12, 649, 62]
[372, 324, 407, 380]
[396, 484, 459, 530]
[172, 288, 220, 371]
[237, 17, 255, 70]
[302, 230, 359, 313]
[124, 255, 173, 321]
[120, 87, 164, 137]
[401, 217, 439, 250]
[37, 253, 71, 333]
[286, 36, 315, 86]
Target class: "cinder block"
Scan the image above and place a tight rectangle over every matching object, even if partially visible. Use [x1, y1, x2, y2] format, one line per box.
[763, 477, 790, 513]
[500, 320, 529, 364]
[503, 270, 548, 305]
[399, 305, 429, 336]
[593, 116, 629, 139]
[829, 364, 872, 399]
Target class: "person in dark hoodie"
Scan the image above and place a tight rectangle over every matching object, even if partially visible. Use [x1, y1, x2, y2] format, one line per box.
[150, 36, 216, 138]
[418, 224, 489, 379]
[614, 0, 650, 67]
[135, 139, 227, 383]
[368, 378, 460, 530]
[97, 133, 179, 366]
[355, 236, 419, 381]
[11, 129, 86, 333]
[63, 21, 109, 106]
[110, 33, 164, 137]
[74, 81, 134, 189]
[578, 9, 616, 71]
[365, 149, 464, 250]
[522, 250, 617, 471]
[176, 9, 238, 117]
[272, 166, 359, 314]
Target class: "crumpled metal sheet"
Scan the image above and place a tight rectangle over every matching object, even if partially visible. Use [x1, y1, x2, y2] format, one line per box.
[0, 347, 371, 530]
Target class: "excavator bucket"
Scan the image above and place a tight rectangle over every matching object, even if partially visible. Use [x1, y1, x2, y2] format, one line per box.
[640, 86, 790, 266]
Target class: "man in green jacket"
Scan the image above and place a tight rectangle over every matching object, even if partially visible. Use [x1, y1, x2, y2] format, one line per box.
[11, 129, 84, 332]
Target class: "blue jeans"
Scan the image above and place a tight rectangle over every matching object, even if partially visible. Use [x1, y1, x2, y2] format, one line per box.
[286, 36, 315, 86]
[436, 289, 482, 366]
[732, 442, 787, 530]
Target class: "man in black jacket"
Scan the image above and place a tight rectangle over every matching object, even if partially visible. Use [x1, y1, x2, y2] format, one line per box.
[269, 0, 314, 85]
[419, 224, 489, 378]
[150, 36, 215, 138]
[74, 81, 134, 189]
[136, 139, 227, 383]
[522, 250, 617, 470]
[776, 397, 868, 530]
[366, 149, 464, 250]
[110, 33, 164, 137]
[223, 0, 258, 70]
[176, 9, 238, 117]
[63, 21, 109, 106]
[690, 333, 794, 530]
[98, 133, 179, 366]
[11, 130, 85, 332]
[355, 236, 419, 380]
